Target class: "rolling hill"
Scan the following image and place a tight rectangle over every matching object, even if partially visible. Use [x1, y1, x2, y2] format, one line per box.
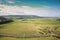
[1, 15, 43, 19]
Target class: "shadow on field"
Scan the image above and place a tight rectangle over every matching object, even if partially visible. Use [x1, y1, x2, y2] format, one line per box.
[0, 20, 13, 24]
[0, 20, 14, 28]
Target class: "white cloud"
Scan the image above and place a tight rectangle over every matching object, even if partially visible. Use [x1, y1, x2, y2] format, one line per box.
[7, 1, 15, 4]
[0, 4, 60, 17]
[0, 0, 15, 4]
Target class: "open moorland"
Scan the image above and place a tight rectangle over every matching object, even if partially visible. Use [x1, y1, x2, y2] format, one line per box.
[0, 16, 60, 40]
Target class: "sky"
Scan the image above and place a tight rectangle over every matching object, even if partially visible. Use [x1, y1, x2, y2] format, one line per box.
[0, 0, 60, 17]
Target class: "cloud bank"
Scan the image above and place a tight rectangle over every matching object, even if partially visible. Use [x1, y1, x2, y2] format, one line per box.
[0, 4, 60, 17]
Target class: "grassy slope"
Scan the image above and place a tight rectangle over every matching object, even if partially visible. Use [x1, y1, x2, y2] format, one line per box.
[0, 18, 60, 40]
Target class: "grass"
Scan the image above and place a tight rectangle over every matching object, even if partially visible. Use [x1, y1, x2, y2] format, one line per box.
[0, 21, 39, 36]
[0, 37, 58, 40]
[0, 18, 60, 40]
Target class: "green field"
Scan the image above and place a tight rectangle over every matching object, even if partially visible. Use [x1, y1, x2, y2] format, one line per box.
[0, 18, 60, 40]
[0, 37, 58, 40]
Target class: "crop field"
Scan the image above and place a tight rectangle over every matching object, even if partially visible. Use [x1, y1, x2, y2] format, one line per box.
[0, 18, 60, 40]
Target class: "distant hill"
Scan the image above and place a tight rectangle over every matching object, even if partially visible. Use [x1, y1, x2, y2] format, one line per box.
[2, 15, 43, 19]
[0, 16, 13, 24]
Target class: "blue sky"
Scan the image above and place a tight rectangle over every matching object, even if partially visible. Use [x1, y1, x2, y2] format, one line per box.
[0, 0, 60, 17]
[1, 0, 60, 7]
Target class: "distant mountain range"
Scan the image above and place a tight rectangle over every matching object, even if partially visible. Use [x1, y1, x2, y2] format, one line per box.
[0, 15, 59, 19]
[1, 15, 43, 19]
